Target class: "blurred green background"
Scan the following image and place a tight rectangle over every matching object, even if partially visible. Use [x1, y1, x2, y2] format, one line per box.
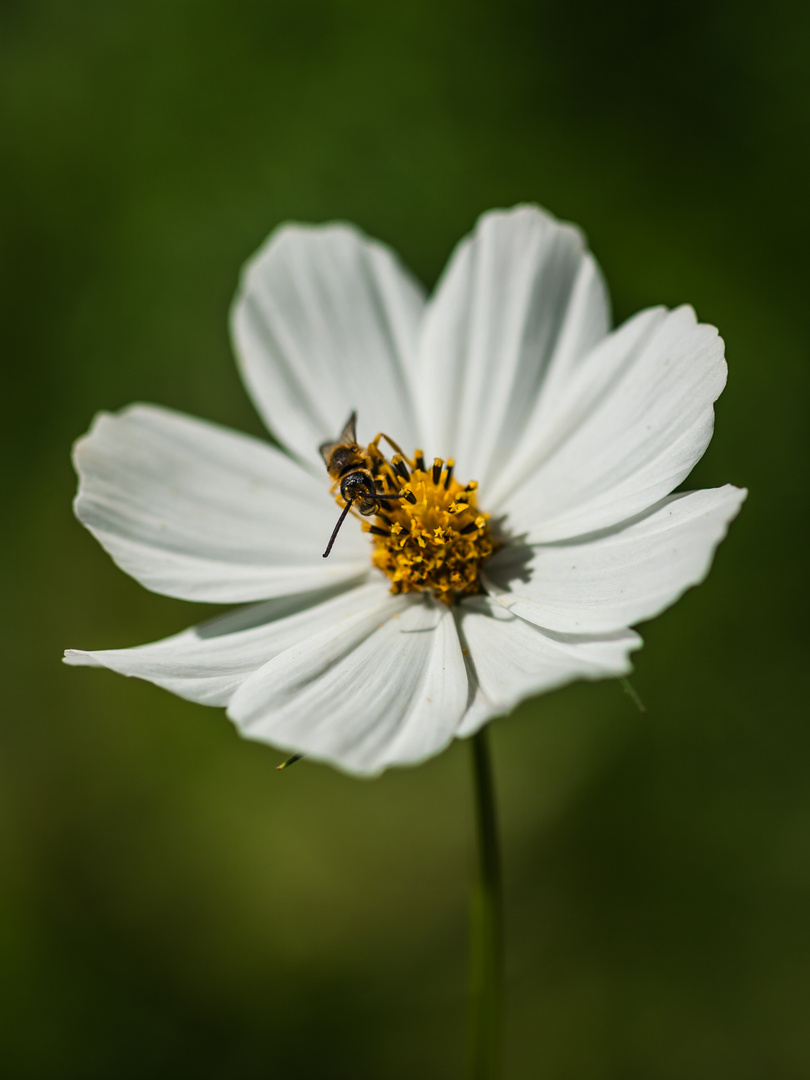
[2, 0, 808, 1076]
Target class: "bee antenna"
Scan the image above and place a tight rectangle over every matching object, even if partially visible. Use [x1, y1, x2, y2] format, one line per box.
[323, 499, 354, 558]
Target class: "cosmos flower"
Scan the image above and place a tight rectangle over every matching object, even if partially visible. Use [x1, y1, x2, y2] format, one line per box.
[65, 205, 745, 775]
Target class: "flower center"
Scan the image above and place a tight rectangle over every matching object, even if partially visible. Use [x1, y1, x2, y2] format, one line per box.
[340, 447, 494, 604]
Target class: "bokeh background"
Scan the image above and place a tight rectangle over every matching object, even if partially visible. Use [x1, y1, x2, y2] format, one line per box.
[2, 0, 808, 1076]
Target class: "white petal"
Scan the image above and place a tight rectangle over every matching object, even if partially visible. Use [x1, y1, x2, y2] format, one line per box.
[63, 580, 381, 707]
[455, 598, 641, 737]
[228, 596, 469, 776]
[416, 205, 610, 493]
[73, 404, 370, 603]
[495, 306, 728, 539]
[231, 223, 426, 468]
[485, 485, 746, 634]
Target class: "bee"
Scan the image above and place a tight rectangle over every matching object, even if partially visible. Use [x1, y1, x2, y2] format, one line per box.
[320, 411, 416, 558]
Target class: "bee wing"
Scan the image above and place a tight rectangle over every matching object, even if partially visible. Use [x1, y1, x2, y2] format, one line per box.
[339, 411, 358, 445]
[319, 438, 339, 464]
[320, 411, 358, 463]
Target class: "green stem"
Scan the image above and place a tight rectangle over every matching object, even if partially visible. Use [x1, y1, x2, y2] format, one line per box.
[469, 726, 502, 1080]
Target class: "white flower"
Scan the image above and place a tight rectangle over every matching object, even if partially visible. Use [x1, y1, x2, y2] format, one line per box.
[64, 205, 745, 776]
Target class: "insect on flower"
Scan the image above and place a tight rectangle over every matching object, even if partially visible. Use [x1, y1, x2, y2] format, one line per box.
[319, 411, 417, 558]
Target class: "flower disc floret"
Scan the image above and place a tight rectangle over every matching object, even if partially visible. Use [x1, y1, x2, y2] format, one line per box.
[352, 451, 494, 603]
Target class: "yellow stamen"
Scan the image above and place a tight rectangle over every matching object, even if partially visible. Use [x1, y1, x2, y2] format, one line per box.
[343, 450, 494, 604]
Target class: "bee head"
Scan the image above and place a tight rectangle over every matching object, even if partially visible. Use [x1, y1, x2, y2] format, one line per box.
[340, 471, 377, 510]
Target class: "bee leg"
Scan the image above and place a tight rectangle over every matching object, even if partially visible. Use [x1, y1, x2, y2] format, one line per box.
[323, 499, 354, 558]
[371, 432, 408, 460]
[375, 491, 417, 505]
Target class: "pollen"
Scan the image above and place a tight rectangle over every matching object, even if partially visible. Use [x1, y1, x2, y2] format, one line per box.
[355, 451, 494, 604]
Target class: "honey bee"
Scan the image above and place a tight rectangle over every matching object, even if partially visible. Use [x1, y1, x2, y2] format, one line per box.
[320, 411, 416, 558]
